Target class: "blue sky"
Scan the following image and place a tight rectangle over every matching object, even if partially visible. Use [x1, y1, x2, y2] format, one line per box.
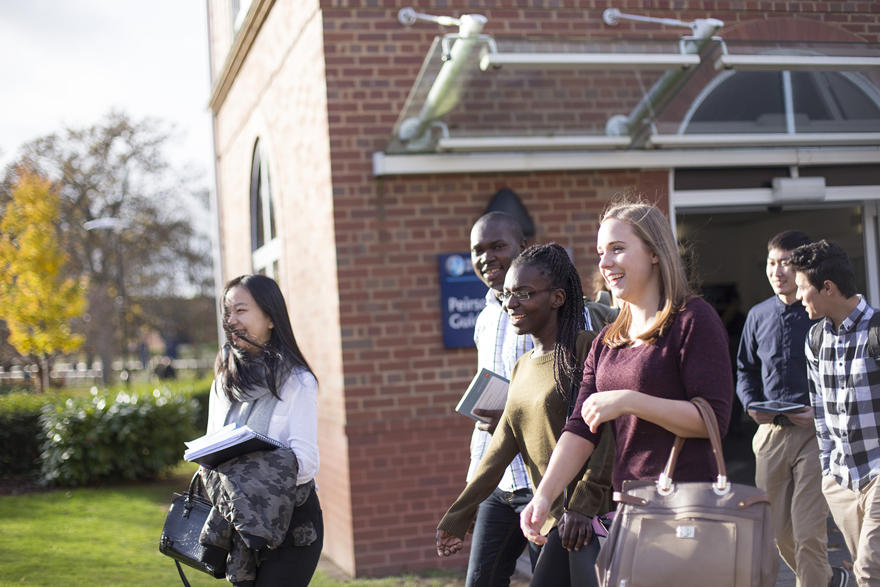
[0, 0, 213, 184]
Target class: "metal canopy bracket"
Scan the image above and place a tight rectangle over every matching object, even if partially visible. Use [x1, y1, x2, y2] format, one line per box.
[396, 8, 488, 149]
[479, 52, 699, 71]
[599, 9, 724, 145]
[716, 54, 880, 71]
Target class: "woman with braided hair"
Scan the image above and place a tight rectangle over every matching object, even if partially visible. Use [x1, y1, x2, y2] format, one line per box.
[436, 243, 615, 587]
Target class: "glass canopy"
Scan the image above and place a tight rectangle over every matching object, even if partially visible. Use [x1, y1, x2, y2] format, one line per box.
[386, 35, 880, 154]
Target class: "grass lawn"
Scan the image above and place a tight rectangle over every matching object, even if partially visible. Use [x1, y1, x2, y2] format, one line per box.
[0, 463, 468, 586]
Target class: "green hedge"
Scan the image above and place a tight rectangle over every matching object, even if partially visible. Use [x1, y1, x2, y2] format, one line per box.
[0, 377, 212, 485]
[0, 393, 50, 476]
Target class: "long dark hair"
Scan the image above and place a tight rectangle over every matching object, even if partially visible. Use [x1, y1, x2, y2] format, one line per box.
[509, 243, 586, 399]
[214, 274, 315, 401]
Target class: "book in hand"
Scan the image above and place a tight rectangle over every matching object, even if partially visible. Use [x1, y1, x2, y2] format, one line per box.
[184, 424, 285, 469]
[749, 400, 807, 414]
[455, 368, 510, 423]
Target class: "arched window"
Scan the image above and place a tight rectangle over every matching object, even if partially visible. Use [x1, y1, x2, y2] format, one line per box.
[250, 139, 280, 278]
[681, 68, 880, 134]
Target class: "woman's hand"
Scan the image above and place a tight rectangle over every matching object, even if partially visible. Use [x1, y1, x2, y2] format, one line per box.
[581, 389, 634, 433]
[558, 509, 593, 551]
[520, 494, 551, 545]
[435, 529, 463, 557]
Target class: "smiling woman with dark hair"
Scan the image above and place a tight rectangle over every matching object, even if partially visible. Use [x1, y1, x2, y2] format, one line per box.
[202, 274, 322, 587]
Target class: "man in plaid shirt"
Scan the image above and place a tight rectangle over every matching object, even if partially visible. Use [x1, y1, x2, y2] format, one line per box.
[791, 240, 880, 586]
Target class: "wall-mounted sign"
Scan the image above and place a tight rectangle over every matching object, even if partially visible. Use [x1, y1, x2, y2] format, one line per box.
[438, 252, 488, 349]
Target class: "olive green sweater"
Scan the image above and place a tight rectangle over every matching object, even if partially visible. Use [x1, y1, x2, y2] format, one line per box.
[438, 331, 615, 539]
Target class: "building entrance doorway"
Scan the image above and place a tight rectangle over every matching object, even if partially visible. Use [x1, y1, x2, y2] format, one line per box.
[673, 201, 874, 483]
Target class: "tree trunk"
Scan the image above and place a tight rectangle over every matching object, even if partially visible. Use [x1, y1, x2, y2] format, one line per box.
[36, 354, 50, 394]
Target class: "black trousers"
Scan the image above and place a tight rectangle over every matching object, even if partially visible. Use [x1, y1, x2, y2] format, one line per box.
[530, 526, 600, 587]
[233, 489, 324, 587]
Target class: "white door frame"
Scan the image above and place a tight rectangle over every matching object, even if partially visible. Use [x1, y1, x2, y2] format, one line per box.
[670, 176, 880, 307]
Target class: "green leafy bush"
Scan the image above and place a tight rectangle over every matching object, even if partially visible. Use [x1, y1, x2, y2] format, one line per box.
[39, 388, 200, 486]
[0, 376, 213, 484]
[0, 393, 49, 476]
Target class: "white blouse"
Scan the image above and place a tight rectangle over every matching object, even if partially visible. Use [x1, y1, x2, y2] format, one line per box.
[207, 368, 320, 486]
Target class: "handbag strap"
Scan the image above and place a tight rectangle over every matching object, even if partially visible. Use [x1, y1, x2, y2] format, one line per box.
[174, 560, 192, 587]
[657, 396, 729, 494]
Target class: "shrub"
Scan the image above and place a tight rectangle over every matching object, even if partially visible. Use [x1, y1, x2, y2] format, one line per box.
[0, 393, 48, 476]
[0, 377, 213, 484]
[39, 388, 200, 486]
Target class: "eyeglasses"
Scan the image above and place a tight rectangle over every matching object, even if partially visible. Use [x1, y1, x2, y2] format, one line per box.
[499, 288, 553, 303]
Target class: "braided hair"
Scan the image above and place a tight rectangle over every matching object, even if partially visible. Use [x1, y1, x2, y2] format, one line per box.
[509, 243, 586, 399]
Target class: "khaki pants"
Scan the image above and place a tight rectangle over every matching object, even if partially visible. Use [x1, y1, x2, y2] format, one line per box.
[753, 423, 830, 587]
[822, 474, 880, 587]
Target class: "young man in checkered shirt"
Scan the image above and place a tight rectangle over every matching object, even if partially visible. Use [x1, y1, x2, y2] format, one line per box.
[791, 240, 879, 586]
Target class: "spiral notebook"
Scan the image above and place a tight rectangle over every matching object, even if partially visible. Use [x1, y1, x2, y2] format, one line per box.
[184, 424, 284, 469]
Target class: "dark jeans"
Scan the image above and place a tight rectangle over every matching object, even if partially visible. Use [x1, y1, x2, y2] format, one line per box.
[530, 526, 600, 587]
[466, 488, 540, 587]
[234, 489, 324, 587]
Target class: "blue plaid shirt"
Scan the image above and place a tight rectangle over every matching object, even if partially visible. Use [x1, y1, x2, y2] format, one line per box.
[806, 296, 880, 491]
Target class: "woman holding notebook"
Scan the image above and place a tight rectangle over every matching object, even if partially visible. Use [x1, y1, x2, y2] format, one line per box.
[202, 274, 322, 586]
[436, 243, 615, 587]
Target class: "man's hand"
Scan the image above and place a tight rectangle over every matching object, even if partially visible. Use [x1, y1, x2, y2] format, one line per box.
[558, 509, 593, 551]
[473, 408, 503, 434]
[435, 529, 463, 557]
[747, 408, 775, 425]
[784, 406, 814, 428]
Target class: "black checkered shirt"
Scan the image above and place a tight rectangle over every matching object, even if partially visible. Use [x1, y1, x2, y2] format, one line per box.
[806, 296, 880, 491]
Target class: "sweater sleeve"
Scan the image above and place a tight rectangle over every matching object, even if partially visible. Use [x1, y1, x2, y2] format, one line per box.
[563, 331, 614, 516]
[565, 422, 614, 516]
[679, 299, 734, 437]
[562, 332, 604, 446]
[438, 410, 520, 538]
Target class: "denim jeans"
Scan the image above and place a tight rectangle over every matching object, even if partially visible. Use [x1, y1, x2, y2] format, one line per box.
[466, 487, 539, 587]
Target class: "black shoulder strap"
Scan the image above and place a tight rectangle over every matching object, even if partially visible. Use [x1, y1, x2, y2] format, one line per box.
[809, 311, 880, 360]
[869, 311, 880, 359]
[808, 321, 823, 363]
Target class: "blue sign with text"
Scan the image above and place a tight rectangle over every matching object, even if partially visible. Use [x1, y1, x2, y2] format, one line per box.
[438, 252, 488, 348]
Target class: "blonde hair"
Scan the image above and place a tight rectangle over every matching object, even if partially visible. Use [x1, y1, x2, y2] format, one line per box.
[600, 199, 692, 347]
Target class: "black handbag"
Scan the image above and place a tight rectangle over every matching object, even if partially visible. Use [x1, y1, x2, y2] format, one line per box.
[159, 472, 228, 585]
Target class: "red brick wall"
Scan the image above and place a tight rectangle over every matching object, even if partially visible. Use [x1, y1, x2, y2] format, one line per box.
[318, 1, 879, 576]
[212, 0, 880, 578]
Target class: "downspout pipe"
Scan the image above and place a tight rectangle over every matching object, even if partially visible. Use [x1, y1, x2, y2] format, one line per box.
[398, 14, 487, 149]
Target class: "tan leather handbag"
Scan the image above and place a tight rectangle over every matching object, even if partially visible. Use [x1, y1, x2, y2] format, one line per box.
[595, 397, 778, 587]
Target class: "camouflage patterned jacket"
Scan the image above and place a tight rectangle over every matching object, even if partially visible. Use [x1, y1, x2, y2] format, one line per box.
[199, 448, 317, 583]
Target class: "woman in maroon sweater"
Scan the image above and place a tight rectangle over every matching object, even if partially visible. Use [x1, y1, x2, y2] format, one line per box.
[520, 200, 733, 545]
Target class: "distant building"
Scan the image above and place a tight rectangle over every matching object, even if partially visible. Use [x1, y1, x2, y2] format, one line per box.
[206, 0, 880, 577]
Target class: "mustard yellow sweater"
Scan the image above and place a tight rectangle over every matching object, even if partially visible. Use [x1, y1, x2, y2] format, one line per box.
[439, 331, 614, 539]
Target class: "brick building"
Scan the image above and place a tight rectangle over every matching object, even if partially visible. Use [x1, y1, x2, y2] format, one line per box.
[206, 1, 880, 577]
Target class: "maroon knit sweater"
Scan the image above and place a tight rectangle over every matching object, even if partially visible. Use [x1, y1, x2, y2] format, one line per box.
[563, 297, 733, 491]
